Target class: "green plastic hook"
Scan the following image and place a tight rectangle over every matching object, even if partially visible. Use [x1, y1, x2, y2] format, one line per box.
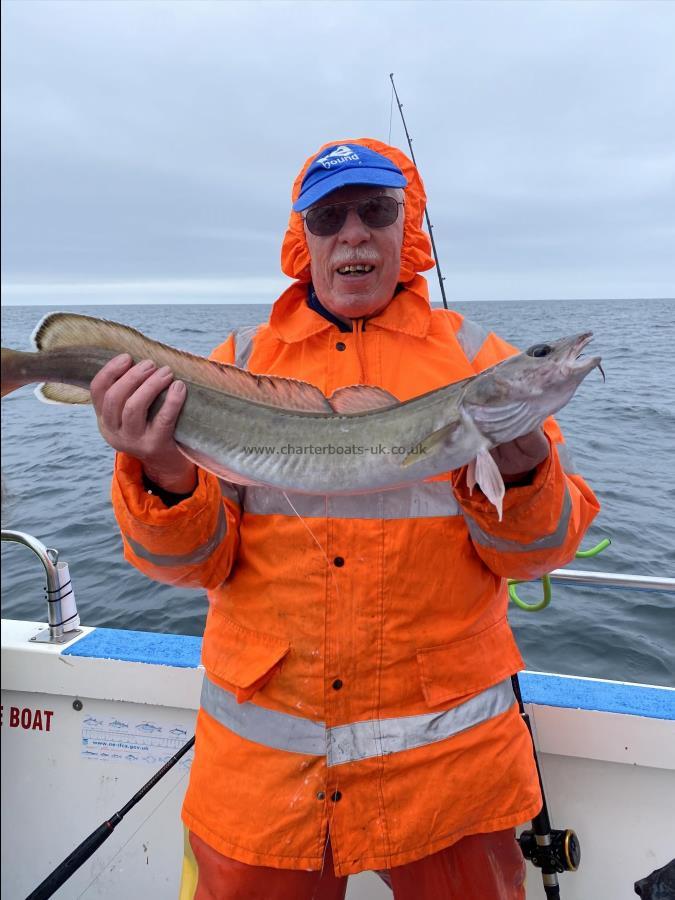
[574, 538, 611, 559]
[508, 574, 552, 612]
[508, 537, 610, 612]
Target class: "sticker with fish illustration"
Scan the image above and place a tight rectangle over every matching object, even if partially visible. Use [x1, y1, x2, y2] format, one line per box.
[79, 711, 193, 767]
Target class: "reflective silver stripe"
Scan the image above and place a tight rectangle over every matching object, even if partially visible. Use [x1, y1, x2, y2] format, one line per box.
[464, 486, 572, 553]
[242, 483, 461, 519]
[233, 324, 260, 370]
[327, 678, 515, 766]
[125, 505, 228, 567]
[201, 675, 327, 755]
[456, 317, 489, 363]
[556, 442, 577, 475]
[200, 674, 514, 765]
[219, 478, 243, 505]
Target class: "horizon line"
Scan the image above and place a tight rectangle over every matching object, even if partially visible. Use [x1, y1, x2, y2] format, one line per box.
[3, 297, 674, 308]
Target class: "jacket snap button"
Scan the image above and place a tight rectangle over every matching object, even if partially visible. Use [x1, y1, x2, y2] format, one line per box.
[331, 791, 342, 802]
[335, 342, 346, 351]
[317, 791, 326, 801]
[332, 679, 343, 690]
[333, 556, 345, 567]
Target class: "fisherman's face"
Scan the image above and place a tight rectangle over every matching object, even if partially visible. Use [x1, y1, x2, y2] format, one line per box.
[304, 185, 405, 323]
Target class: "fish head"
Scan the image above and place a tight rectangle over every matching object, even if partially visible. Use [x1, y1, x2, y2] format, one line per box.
[505, 331, 599, 392]
[462, 332, 602, 439]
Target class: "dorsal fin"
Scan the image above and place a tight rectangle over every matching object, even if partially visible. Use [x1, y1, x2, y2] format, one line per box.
[32, 312, 333, 413]
[328, 384, 398, 414]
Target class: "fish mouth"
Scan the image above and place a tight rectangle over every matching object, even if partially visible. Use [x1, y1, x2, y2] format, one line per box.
[568, 333, 604, 380]
[573, 331, 593, 353]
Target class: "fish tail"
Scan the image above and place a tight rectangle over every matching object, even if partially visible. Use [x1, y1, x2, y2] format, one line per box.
[1, 348, 29, 398]
[1, 347, 92, 404]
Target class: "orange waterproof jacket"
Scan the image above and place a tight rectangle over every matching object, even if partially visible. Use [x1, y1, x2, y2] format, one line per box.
[111, 140, 600, 876]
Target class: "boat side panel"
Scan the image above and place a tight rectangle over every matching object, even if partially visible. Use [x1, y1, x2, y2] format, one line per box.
[528, 704, 675, 770]
[1, 687, 195, 899]
[523, 752, 675, 900]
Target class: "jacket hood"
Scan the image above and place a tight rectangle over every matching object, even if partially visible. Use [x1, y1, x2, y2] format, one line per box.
[280, 137, 436, 285]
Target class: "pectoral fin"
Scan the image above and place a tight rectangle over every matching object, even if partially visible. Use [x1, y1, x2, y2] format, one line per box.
[471, 448, 506, 521]
[467, 458, 477, 493]
[401, 419, 461, 468]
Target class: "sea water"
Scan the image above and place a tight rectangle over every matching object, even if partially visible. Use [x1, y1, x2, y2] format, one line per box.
[2, 298, 674, 687]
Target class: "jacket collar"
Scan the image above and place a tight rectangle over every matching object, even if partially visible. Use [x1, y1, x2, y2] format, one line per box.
[269, 275, 432, 344]
[307, 285, 352, 333]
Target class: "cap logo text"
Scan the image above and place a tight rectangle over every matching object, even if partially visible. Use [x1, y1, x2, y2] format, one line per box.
[316, 145, 360, 169]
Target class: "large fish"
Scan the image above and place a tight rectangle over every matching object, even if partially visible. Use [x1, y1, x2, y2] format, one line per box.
[1, 312, 601, 518]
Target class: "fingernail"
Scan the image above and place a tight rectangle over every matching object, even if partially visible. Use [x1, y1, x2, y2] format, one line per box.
[157, 365, 172, 378]
[139, 359, 155, 371]
[116, 353, 132, 365]
[171, 381, 185, 394]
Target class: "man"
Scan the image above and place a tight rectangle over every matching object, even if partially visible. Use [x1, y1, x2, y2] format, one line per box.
[92, 139, 600, 899]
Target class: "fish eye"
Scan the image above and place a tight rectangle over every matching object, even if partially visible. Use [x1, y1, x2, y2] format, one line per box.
[527, 343, 553, 358]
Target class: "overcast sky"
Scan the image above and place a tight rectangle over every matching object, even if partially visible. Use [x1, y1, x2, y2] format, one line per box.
[2, 0, 674, 305]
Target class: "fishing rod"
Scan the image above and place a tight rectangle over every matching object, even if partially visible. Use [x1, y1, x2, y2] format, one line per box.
[390, 73, 580, 898]
[26, 735, 195, 900]
[511, 676, 580, 899]
[389, 72, 449, 310]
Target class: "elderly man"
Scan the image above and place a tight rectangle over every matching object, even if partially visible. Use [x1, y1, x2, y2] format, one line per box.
[93, 140, 599, 899]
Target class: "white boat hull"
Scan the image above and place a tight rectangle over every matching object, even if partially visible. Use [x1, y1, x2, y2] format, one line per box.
[2, 618, 674, 900]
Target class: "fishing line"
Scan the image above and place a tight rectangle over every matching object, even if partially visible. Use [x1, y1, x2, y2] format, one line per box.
[281, 491, 334, 574]
[526, 693, 553, 814]
[76, 765, 191, 899]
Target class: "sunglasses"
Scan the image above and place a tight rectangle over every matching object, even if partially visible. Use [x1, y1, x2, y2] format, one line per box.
[304, 195, 403, 237]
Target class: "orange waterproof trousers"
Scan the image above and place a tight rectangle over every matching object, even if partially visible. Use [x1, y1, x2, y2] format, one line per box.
[183, 829, 526, 899]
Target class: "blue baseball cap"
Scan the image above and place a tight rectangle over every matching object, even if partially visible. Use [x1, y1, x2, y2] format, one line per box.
[293, 143, 407, 212]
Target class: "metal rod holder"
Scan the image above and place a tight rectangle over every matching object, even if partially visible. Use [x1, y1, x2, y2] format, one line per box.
[1, 529, 81, 643]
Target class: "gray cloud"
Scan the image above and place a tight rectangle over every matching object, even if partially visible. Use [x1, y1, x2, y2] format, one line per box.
[2, 0, 674, 303]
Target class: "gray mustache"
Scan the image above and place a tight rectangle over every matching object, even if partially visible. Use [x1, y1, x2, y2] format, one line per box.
[331, 248, 380, 267]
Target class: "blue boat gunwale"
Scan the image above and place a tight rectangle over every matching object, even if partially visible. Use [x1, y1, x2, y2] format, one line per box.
[63, 627, 675, 721]
[64, 627, 202, 669]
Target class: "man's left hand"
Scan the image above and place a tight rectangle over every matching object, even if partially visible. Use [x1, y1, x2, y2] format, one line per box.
[490, 428, 549, 484]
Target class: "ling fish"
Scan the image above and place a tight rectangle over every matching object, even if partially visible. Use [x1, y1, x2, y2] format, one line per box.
[0, 312, 602, 519]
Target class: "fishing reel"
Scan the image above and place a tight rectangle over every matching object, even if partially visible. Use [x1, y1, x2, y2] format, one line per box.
[518, 827, 581, 874]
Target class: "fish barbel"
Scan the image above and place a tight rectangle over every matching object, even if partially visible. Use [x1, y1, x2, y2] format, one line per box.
[0, 313, 602, 518]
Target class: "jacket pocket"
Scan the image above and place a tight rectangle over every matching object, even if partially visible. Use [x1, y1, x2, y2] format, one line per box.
[201, 608, 290, 704]
[416, 617, 524, 708]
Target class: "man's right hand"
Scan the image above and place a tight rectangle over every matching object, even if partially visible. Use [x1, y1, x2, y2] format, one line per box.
[90, 354, 198, 495]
